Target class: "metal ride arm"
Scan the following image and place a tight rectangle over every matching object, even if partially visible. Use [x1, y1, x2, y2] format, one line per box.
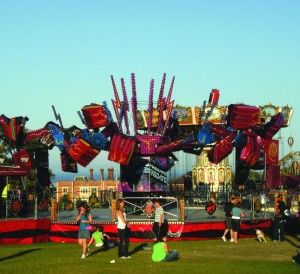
[52, 105, 64, 129]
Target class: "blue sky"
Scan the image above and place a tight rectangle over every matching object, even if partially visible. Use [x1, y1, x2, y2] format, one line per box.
[1, 1, 299, 181]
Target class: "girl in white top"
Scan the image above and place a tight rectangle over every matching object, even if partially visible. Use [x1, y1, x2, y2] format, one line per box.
[116, 199, 131, 258]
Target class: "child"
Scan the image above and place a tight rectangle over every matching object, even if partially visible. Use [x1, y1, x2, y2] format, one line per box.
[87, 225, 110, 248]
[152, 235, 179, 262]
[152, 199, 164, 240]
[76, 203, 92, 258]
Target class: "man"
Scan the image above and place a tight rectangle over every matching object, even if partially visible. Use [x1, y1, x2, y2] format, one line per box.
[152, 199, 165, 240]
[221, 196, 236, 242]
[273, 195, 289, 242]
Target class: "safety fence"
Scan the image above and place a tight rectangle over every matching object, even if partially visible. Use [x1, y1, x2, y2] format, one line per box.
[1, 189, 299, 222]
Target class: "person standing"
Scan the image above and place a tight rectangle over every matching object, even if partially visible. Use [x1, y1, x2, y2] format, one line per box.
[152, 199, 165, 240]
[231, 201, 245, 244]
[152, 235, 179, 262]
[221, 196, 236, 242]
[116, 199, 131, 259]
[273, 195, 289, 242]
[76, 203, 92, 258]
[254, 195, 262, 217]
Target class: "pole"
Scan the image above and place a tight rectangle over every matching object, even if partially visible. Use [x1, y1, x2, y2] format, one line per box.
[72, 180, 75, 210]
[264, 196, 267, 218]
[5, 176, 8, 221]
[264, 152, 267, 187]
[251, 195, 254, 219]
[34, 196, 38, 220]
[111, 199, 116, 222]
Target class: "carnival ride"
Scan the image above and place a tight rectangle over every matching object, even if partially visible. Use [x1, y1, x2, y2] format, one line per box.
[0, 73, 294, 197]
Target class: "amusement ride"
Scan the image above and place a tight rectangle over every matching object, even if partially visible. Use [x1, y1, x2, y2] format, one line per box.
[0, 73, 296, 218]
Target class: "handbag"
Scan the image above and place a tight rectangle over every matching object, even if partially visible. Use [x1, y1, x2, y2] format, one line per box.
[86, 224, 92, 230]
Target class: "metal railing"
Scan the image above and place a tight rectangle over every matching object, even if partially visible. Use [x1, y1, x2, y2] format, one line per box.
[123, 196, 179, 222]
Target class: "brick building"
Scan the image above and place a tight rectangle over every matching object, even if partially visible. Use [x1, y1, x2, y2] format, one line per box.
[56, 168, 120, 204]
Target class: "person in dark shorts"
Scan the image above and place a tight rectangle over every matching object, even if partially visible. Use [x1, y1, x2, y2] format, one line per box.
[231, 201, 245, 244]
[221, 196, 236, 242]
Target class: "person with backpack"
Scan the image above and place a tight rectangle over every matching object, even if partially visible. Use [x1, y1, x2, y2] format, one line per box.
[221, 196, 237, 242]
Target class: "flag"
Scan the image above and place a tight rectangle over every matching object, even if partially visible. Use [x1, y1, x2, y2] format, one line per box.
[264, 140, 279, 165]
[265, 165, 281, 189]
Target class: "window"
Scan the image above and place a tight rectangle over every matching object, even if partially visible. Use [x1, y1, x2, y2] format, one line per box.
[79, 187, 89, 201]
[80, 188, 88, 193]
[91, 187, 97, 195]
[62, 187, 68, 193]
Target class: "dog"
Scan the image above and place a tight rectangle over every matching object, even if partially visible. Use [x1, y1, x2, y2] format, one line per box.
[255, 229, 267, 243]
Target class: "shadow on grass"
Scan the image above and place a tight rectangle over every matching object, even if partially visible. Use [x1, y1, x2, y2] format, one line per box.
[89, 246, 110, 256]
[88, 242, 149, 257]
[129, 243, 149, 256]
[286, 234, 300, 248]
[0, 248, 42, 262]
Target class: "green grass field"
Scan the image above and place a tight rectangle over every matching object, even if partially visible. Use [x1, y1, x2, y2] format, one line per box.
[1, 235, 299, 274]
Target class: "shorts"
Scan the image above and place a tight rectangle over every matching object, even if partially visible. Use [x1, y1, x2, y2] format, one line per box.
[78, 230, 91, 239]
[225, 217, 232, 229]
[231, 219, 241, 232]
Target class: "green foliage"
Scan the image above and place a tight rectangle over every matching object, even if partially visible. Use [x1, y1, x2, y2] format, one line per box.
[58, 194, 72, 210]
[75, 198, 84, 209]
[88, 193, 99, 208]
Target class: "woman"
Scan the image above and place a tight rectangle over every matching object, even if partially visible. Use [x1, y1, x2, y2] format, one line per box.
[231, 201, 245, 244]
[116, 199, 131, 259]
[152, 235, 179, 262]
[76, 203, 92, 258]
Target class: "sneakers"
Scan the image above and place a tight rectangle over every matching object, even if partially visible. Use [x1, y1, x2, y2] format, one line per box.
[121, 256, 126, 259]
[81, 254, 86, 259]
[221, 236, 226, 242]
[126, 256, 132, 259]
[230, 239, 234, 243]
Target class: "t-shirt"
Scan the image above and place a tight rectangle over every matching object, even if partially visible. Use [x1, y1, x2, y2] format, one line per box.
[117, 211, 127, 229]
[277, 201, 288, 218]
[152, 242, 167, 262]
[154, 207, 164, 223]
[232, 207, 243, 219]
[224, 202, 234, 217]
[79, 213, 90, 231]
[92, 231, 103, 246]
